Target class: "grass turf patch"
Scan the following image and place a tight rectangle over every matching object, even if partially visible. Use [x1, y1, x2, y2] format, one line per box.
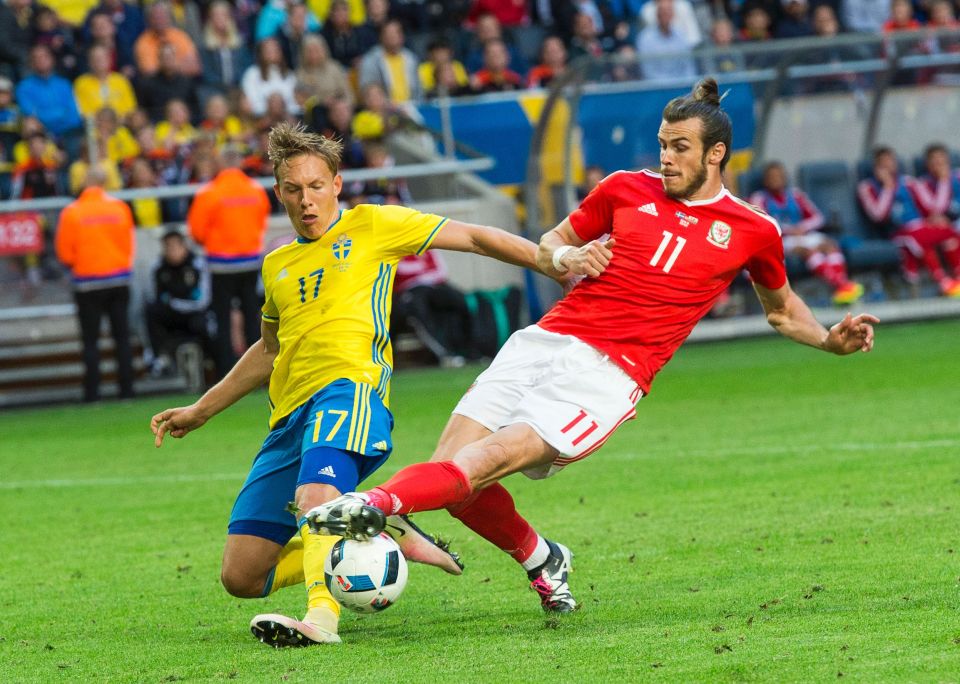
[1, 320, 958, 682]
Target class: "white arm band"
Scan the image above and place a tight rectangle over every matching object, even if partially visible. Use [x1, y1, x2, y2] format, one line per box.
[552, 245, 575, 272]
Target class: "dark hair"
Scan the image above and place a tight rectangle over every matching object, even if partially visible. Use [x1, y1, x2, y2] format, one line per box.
[872, 145, 894, 160]
[661, 78, 732, 171]
[924, 142, 948, 159]
[762, 160, 785, 174]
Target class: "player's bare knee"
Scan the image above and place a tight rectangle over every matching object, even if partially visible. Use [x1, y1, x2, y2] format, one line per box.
[220, 567, 264, 598]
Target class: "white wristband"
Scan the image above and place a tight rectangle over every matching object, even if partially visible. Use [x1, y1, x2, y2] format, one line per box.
[552, 245, 575, 273]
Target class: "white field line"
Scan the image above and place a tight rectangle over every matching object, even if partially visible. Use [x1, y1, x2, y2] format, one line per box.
[2, 438, 958, 490]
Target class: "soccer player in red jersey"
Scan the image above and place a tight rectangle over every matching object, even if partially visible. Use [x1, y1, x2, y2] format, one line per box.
[307, 78, 879, 613]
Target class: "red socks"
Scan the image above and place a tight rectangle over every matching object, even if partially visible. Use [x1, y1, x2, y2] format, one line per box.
[365, 461, 473, 515]
[447, 483, 540, 563]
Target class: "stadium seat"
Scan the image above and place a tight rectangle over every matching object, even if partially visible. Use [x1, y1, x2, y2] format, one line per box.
[737, 166, 764, 197]
[796, 160, 901, 272]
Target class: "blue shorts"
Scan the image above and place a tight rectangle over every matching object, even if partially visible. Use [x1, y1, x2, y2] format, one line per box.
[228, 379, 393, 545]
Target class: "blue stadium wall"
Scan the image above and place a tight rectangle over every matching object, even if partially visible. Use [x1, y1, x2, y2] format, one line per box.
[417, 84, 756, 186]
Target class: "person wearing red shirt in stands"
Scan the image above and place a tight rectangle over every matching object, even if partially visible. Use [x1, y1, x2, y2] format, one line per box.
[308, 79, 879, 617]
[467, 0, 529, 27]
[471, 39, 524, 93]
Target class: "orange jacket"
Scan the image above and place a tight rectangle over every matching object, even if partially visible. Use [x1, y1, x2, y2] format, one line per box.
[187, 168, 271, 272]
[55, 186, 135, 288]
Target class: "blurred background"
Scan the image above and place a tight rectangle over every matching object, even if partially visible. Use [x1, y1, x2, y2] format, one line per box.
[1, 0, 959, 407]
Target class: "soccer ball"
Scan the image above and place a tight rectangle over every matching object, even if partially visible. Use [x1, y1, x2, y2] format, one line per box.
[324, 533, 408, 613]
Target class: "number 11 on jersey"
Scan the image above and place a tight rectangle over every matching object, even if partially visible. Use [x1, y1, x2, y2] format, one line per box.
[650, 231, 686, 273]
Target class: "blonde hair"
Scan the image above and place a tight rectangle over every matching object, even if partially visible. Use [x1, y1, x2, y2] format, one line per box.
[267, 121, 343, 181]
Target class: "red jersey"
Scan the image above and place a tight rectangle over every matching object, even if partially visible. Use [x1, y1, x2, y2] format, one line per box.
[539, 170, 786, 393]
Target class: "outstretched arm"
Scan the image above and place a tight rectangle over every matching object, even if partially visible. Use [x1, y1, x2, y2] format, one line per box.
[429, 219, 541, 271]
[754, 281, 878, 354]
[151, 320, 280, 446]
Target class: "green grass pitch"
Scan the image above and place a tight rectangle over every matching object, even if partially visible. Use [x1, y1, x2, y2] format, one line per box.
[2, 320, 959, 682]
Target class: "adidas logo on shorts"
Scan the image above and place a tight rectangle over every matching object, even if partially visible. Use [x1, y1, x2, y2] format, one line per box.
[319, 465, 336, 478]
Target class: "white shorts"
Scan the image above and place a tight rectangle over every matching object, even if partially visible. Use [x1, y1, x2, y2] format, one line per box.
[453, 325, 643, 479]
[783, 232, 830, 252]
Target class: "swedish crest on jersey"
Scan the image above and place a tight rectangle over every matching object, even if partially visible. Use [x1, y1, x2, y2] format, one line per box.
[332, 233, 352, 271]
[707, 221, 732, 249]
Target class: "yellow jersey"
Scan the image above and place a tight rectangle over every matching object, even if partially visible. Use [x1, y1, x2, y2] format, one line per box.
[261, 203, 447, 428]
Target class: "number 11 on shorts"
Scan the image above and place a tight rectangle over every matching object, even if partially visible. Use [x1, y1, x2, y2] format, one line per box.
[561, 409, 599, 447]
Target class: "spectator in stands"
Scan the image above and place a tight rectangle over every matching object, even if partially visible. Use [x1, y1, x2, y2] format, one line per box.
[609, 42, 642, 81]
[858, 146, 960, 297]
[169, 0, 203, 46]
[352, 82, 407, 140]
[137, 43, 199, 122]
[568, 12, 606, 59]
[464, 12, 529, 75]
[471, 39, 525, 92]
[702, 17, 745, 74]
[418, 37, 469, 95]
[241, 126, 275, 176]
[155, 98, 198, 154]
[259, 91, 297, 130]
[311, 0, 365, 24]
[467, 0, 530, 27]
[255, 0, 320, 43]
[527, 35, 567, 88]
[296, 34, 354, 107]
[86, 10, 135, 78]
[358, 20, 422, 103]
[636, 0, 697, 81]
[322, 96, 366, 166]
[201, 0, 252, 93]
[242, 38, 299, 117]
[392, 250, 474, 367]
[134, 1, 201, 77]
[776, 0, 815, 38]
[187, 146, 270, 377]
[183, 137, 219, 183]
[915, 143, 960, 224]
[390, 0, 431, 32]
[843, 0, 890, 33]
[11, 130, 63, 199]
[94, 106, 138, 162]
[578, 163, 604, 200]
[33, 5, 80, 78]
[126, 156, 169, 227]
[145, 228, 212, 377]
[16, 45, 84, 144]
[132, 124, 179, 186]
[0, 0, 36, 80]
[73, 45, 138, 119]
[344, 138, 413, 206]
[200, 94, 245, 148]
[360, 0, 391, 38]
[741, 6, 774, 41]
[13, 116, 57, 164]
[82, 0, 144, 60]
[0, 77, 21, 181]
[54, 166, 136, 401]
[67, 137, 122, 194]
[427, 61, 477, 97]
[641, 0, 702, 45]
[324, 0, 375, 67]
[277, 2, 312, 69]
[750, 161, 863, 305]
[883, 0, 921, 31]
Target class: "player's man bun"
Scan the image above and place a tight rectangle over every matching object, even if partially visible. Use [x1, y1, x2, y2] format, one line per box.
[662, 77, 733, 171]
[691, 77, 722, 107]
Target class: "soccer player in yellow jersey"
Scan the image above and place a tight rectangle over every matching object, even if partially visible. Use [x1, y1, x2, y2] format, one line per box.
[150, 122, 545, 646]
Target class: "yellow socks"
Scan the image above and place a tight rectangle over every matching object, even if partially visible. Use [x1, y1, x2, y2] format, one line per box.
[262, 534, 305, 596]
[299, 521, 341, 629]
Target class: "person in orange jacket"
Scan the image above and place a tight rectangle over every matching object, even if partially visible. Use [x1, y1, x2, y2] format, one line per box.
[55, 167, 136, 401]
[187, 147, 271, 377]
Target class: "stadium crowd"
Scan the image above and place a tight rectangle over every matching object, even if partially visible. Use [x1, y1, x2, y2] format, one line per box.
[0, 0, 958, 206]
